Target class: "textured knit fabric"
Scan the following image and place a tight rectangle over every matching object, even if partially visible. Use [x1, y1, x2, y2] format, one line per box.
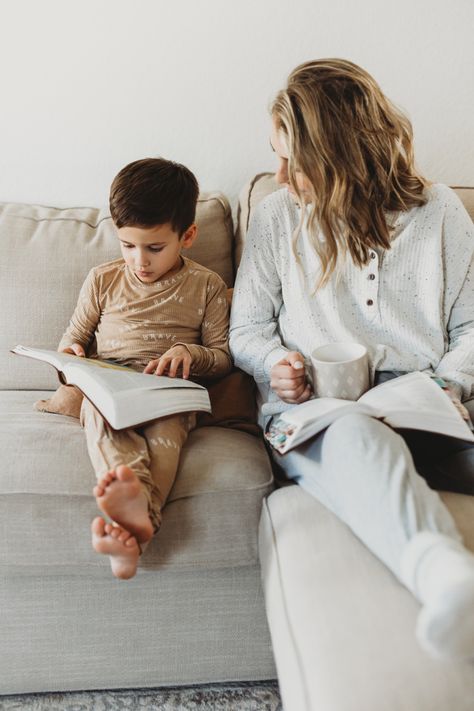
[229, 184, 474, 419]
[59, 256, 232, 378]
[80, 399, 196, 531]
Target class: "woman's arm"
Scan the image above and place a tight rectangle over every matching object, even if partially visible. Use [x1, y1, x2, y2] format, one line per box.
[230, 201, 311, 403]
[434, 254, 474, 400]
[434, 192, 474, 400]
[229, 203, 289, 382]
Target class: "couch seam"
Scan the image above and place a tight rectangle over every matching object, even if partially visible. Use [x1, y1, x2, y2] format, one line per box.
[0, 481, 274, 499]
[1, 214, 112, 229]
[2, 558, 260, 571]
[0, 194, 232, 231]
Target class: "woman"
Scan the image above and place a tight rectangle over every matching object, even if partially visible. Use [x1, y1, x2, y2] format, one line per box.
[229, 59, 474, 660]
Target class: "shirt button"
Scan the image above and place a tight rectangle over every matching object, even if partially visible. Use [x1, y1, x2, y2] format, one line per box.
[370, 252, 376, 259]
[367, 299, 374, 306]
[368, 273, 375, 280]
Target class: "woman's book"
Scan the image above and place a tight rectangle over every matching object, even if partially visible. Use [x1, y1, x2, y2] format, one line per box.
[266, 371, 474, 454]
[11, 345, 211, 430]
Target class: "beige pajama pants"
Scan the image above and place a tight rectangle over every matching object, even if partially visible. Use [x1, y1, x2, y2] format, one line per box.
[80, 398, 196, 532]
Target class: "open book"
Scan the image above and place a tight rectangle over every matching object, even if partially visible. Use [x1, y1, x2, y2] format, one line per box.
[266, 371, 474, 454]
[12, 345, 211, 430]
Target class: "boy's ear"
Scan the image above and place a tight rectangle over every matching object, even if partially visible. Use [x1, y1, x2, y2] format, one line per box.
[180, 223, 198, 249]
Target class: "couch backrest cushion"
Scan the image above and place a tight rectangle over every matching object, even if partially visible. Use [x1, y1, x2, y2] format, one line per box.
[235, 173, 474, 265]
[2, 193, 234, 390]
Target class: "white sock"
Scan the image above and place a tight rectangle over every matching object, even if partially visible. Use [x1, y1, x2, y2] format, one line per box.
[400, 531, 474, 661]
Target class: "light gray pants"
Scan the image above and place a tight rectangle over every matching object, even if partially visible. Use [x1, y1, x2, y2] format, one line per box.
[272, 411, 474, 581]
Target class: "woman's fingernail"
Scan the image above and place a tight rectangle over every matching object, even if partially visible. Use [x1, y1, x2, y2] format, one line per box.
[293, 361, 304, 369]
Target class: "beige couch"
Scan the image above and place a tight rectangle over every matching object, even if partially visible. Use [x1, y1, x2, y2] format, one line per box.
[243, 175, 474, 711]
[3, 176, 474, 708]
[0, 193, 276, 694]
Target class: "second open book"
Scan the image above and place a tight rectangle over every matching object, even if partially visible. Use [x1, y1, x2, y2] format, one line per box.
[266, 371, 474, 454]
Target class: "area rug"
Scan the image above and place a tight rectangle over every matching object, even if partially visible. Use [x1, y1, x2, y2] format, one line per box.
[0, 681, 282, 710]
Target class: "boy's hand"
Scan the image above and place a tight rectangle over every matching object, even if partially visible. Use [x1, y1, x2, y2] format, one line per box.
[144, 345, 192, 379]
[60, 343, 86, 357]
[270, 351, 311, 404]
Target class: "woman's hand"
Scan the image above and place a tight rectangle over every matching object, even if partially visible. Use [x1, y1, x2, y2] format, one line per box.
[444, 382, 471, 423]
[270, 351, 311, 404]
[144, 345, 192, 379]
[60, 343, 86, 357]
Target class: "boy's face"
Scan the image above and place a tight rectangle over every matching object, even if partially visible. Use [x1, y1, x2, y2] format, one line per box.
[117, 223, 197, 283]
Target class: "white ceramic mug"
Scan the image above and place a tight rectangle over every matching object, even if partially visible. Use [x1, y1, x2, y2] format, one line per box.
[310, 342, 370, 400]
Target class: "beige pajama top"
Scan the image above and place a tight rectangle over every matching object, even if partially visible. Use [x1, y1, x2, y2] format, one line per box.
[59, 256, 232, 378]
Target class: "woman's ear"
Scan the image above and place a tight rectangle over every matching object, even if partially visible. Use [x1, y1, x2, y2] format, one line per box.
[181, 223, 198, 249]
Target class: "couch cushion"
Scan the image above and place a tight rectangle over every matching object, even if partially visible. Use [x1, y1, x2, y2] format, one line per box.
[235, 173, 474, 266]
[259, 486, 474, 711]
[1, 193, 234, 390]
[0, 391, 273, 574]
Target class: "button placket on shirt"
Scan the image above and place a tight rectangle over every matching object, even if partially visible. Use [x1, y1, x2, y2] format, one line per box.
[363, 251, 379, 316]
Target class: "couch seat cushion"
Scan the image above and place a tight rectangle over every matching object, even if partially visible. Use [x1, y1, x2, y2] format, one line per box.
[0, 391, 273, 575]
[259, 486, 474, 711]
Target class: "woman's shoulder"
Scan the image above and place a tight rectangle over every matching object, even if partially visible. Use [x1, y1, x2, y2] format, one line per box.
[421, 184, 474, 249]
[251, 186, 299, 227]
[423, 183, 466, 211]
[423, 183, 473, 229]
[259, 185, 293, 206]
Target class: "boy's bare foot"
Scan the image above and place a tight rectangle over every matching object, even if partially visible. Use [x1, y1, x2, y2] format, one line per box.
[91, 517, 140, 579]
[93, 465, 154, 543]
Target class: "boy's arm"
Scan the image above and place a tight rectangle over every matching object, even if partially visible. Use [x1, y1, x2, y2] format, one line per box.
[57, 268, 101, 353]
[175, 275, 232, 378]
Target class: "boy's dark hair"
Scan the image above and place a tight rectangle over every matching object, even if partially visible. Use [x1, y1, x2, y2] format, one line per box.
[109, 158, 199, 235]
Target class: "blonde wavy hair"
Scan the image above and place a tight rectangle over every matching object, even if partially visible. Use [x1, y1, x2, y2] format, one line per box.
[272, 58, 428, 287]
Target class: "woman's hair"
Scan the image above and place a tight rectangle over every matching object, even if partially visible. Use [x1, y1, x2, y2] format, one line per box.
[271, 58, 428, 287]
[110, 157, 199, 236]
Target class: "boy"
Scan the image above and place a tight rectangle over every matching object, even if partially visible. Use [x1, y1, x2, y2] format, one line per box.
[59, 158, 232, 579]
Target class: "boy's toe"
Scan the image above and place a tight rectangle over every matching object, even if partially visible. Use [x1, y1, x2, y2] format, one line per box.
[116, 465, 135, 482]
[91, 517, 106, 536]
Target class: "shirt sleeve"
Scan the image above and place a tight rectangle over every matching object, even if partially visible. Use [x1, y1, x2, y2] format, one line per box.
[57, 268, 101, 353]
[176, 274, 232, 378]
[229, 202, 289, 383]
[433, 192, 474, 400]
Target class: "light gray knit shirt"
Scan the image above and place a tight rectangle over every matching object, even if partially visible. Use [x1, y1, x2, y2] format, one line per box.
[229, 184, 474, 421]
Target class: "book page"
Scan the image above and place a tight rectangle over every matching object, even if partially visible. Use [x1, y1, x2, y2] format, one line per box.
[64, 359, 204, 392]
[359, 372, 473, 441]
[359, 372, 454, 415]
[11, 345, 78, 371]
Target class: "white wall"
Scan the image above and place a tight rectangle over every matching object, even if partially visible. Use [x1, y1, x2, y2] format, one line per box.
[0, 0, 473, 212]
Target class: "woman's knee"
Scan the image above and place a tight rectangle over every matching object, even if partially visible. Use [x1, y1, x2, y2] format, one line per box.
[323, 413, 397, 458]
